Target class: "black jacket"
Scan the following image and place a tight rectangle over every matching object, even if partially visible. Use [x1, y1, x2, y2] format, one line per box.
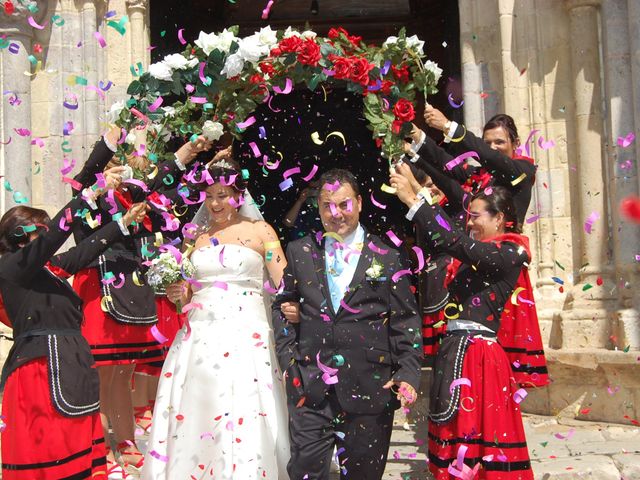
[272, 230, 422, 414]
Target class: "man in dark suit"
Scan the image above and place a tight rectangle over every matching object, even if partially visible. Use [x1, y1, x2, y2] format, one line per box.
[272, 168, 423, 479]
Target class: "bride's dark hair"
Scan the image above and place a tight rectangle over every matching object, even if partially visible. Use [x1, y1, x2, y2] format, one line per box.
[205, 158, 247, 192]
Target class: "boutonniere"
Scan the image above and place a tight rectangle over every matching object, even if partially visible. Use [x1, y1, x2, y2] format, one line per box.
[365, 257, 384, 280]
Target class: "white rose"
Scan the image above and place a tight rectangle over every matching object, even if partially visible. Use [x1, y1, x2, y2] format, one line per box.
[406, 35, 425, 54]
[238, 34, 269, 63]
[383, 36, 399, 48]
[283, 26, 300, 38]
[202, 121, 224, 141]
[256, 26, 278, 47]
[195, 29, 238, 55]
[125, 132, 137, 145]
[148, 61, 173, 81]
[162, 106, 176, 118]
[163, 53, 192, 70]
[424, 60, 443, 83]
[220, 53, 245, 78]
[301, 30, 317, 39]
[153, 123, 172, 142]
[185, 56, 199, 69]
[106, 100, 125, 123]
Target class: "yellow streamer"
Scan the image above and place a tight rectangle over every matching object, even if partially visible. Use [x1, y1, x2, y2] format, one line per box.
[322, 231, 344, 243]
[311, 131, 346, 146]
[100, 295, 113, 312]
[381, 183, 397, 194]
[510, 286, 526, 305]
[443, 302, 461, 320]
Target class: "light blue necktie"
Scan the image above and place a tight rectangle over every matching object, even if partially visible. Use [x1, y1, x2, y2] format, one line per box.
[327, 244, 346, 312]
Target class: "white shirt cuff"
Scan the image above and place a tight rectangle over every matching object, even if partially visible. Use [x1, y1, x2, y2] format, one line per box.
[116, 217, 130, 236]
[405, 198, 426, 221]
[174, 154, 187, 171]
[103, 135, 117, 153]
[443, 121, 459, 144]
[82, 188, 99, 210]
[410, 130, 426, 153]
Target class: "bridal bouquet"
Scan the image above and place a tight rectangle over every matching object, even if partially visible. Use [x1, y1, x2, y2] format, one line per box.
[146, 251, 196, 312]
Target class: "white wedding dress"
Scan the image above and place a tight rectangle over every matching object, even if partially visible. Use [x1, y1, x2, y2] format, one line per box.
[143, 244, 290, 479]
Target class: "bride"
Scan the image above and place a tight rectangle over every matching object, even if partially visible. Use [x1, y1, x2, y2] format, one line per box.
[143, 159, 290, 479]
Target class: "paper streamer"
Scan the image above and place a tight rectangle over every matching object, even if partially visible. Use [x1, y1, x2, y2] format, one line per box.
[435, 214, 452, 231]
[339, 299, 361, 314]
[177, 28, 187, 45]
[412, 246, 425, 272]
[449, 377, 471, 393]
[180, 302, 203, 313]
[368, 241, 388, 255]
[448, 93, 464, 109]
[283, 167, 300, 179]
[236, 116, 256, 130]
[261, 0, 274, 19]
[28, 16, 47, 30]
[273, 78, 293, 94]
[617, 132, 635, 148]
[302, 164, 319, 182]
[445, 151, 479, 171]
[94, 31, 107, 48]
[370, 192, 387, 209]
[513, 388, 528, 404]
[148, 96, 164, 112]
[316, 352, 339, 385]
[391, 269, 412, 283]
[311, 131, 346, 146]
[386, 230, 402, 247]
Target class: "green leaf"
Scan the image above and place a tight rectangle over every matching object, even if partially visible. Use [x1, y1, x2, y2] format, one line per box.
[126, 80, 143, 96]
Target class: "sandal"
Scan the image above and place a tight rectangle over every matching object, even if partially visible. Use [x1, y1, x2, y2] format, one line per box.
[116, 441, 144, 476]
[106, 448, 128, 480]
[133, 405, 153, 435]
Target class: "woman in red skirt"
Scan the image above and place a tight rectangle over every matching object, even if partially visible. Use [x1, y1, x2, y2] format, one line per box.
[393, 167, 534, 479]
[70, 128, 212, 473]
[0, 192, 146, 478]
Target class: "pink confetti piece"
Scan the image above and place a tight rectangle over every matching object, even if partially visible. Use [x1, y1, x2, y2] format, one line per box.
[177, 28, 187, 45]
[14, 128, 31, 136]
[181, 302, 203, 313]
[130, 107, 150, 125]
[323, 180, 340, 192]
[105, 189, 119, 214]
[537, 135, 556, 150]
[584, 211, 600, 234]
[178, 189, 206, 206]
[225, 420, 234, 431]
[368, 241, 388, 255]
[519, 129, 540, 158]
[345, 198, 353, 213]
[302, 164, 319, 182]
[198, 61, 211, 86]
[218, 245, 226, 267]
[320, 313, 331, 322]
[329, 202, 339, 217]
[219, 174, 238, 186]
[261, 0, 275, 19]
[316, 352, 339, 385]
[370, 192, 387, 210]
[150, 325, 168, 344]
[61, 176, 83, 191]
[59, 216, 70, 232]
[94, 31, 107, 48]
[28, 16, 47, 30]
[525, 215, 540, 224]
[149, 450, 169, 462]
[31, 137, 44, 148]
[435, 214, 452, 231]
[123, 178, 149, 192]
[273, 78, 293, 95]
[449, 377, 471, 393]
[63, 121, 74, 136]
[445, 151, 479, 171]
[391, 269, 412, 283]
[228, 195, 245, 208]
[148, 96, 164, 112]
[617, 132, 635, 148]
[212, 281, 228, 290]
[185, 84, 195, 93]
[554, 428, 575, 440]
[283, 167, 300, 179]
[448, 445, 481, 480]
[412, 246, 425, 272]
[385, 230, 402, 247]
[264, 278, 284, 295]
[513, 388, 528, 404]
[236, 116, 256, 129]
[189, 96, 208, 104]
[339, 299, 361, 314]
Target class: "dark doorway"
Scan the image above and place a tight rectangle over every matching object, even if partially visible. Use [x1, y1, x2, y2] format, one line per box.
[149, 1, 461, 242]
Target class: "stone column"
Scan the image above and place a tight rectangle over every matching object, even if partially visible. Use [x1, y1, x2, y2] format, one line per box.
[602, 0, 640, 350]
[0, 14, 35, 212]
[126, 0, 150, 69]
[564, 0, 613, 348]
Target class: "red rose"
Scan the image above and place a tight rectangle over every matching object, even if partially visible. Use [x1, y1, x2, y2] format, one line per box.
[391, 64, 410, 83]
[279, 35, 303, 53]
[328, 27, 348, 40]
[350, 56, 374, 86]
[249, 73, 264, 85]
[375, 137, 383, 148]
[393, 98, 415, 123]
[392, 119, 404, 135]
[348, 34, 363, 47]
[270, 47, 282, 56]
[259, 62, 275, 75]
[330, 55, 352, 80]
[4, 1, 14, 15]
[380, 80, 394, 96]
[297, 38, 321, 66]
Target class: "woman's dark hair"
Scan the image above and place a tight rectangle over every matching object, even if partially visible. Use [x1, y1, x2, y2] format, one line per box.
[318, 168, 360, 197]
[483, 113, 519, 144]
[473, 186, 520, 233]
[0, 206, 50, 254]
[203, 157, 247, 192]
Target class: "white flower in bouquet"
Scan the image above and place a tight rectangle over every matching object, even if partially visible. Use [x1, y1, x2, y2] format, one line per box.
[163, 53, 198, 70]
[202, 120, 224, 141]
[256, 26, 278, 48]
[283, 26, 300, 38]
[221, 52, 245, 78]
[149, 61, 173, 81]
[301, 30, 317, 39]
[195, 29, 238, 55]
[106, 100, 125, 123]
[146, 251, 196, 292]
[424, 60, 443, 83]
[125, 132, 137, 145]
[162, 106, 177, 118]
[406, 34, 425, 54]
[382, 36, 399, 48]
[152, 123, 172, 142]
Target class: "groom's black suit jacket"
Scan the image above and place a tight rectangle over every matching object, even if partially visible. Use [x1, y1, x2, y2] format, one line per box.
[272, 230, 422, 415]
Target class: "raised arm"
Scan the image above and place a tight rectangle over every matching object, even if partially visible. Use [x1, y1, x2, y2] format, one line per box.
[73, 127, 121, 189]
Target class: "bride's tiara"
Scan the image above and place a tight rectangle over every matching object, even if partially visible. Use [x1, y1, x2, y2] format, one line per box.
[210, 159, 235, 170]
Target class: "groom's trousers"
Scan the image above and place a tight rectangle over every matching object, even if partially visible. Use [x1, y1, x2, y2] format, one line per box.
[287, 389, 394, 480]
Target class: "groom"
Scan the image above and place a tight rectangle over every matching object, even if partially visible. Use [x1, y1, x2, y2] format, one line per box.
[273, 168, 422, 479]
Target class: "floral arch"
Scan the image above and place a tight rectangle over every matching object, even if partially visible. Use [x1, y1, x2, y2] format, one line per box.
[111, 26, 442, 172]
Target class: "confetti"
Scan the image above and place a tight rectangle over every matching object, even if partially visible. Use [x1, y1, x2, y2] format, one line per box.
[617, 132, 635, 148]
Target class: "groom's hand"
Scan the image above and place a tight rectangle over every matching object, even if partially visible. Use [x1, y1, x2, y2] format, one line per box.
[281, 301, 300, 323]
[383, 380, 418, 407]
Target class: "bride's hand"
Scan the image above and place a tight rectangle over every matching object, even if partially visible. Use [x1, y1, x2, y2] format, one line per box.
[165, 281, 190, 306]
[281, 302, 300, 323]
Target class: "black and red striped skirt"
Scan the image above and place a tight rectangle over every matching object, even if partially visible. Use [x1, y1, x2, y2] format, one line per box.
[74, 268, 164, 366]
[423, 311, 447, 357]
[1, 358, 107, 479]
[428, 337, 533, 479]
